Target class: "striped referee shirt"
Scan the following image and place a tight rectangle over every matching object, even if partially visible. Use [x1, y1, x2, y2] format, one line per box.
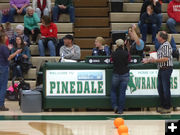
[157, 41, 173, 69]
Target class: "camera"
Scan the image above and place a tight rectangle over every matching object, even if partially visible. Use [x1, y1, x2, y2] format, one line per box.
[125, 33, 131, 43]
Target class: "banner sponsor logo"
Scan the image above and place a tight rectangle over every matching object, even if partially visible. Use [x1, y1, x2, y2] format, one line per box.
[127, 70, 179, 95]
[46, 70, 106, 96]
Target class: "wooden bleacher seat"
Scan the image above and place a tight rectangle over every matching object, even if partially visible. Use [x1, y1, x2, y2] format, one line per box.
[123, 3, 168, 13]
[74, 28, 110, 38]
[111, 23, 180, 32]
[75, 0, 108, 7]
[74, 38, 112, 49]
[110, 13, 168, 23]
[10, 23, 73, 33]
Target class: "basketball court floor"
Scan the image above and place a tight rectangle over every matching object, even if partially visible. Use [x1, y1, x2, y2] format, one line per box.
[0, 101, 179, 135]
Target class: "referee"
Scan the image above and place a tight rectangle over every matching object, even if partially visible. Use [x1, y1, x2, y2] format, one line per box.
[143, 31, 173, 114]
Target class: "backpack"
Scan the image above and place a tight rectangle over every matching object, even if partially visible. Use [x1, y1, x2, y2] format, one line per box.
[6, 78, 30, 101]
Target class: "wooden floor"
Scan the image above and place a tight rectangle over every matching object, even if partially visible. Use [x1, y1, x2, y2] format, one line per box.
[0, 120, 164, 135]
[0, 101, 180, 135]
[1, 101, 180, 116]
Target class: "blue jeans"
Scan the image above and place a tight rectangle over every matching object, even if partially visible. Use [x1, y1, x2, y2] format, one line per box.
[110, 73, 129, 112]
[157, 13, 162, 31]
[38, 39, 56, 56]
[167, 18, 179, 33]
[158, 68, 173, 109]
[12, 65, 23, 78]
[0, 66, 9, 107]
[8, 7, 26, 22]
[141, 23, 158, 43]
[52, 5, 75, 23]
[0, 11, 2, 23]
[139, 14, 162, 32]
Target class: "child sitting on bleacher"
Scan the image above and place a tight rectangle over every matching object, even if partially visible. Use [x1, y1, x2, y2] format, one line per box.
[33, 0, 51, 18]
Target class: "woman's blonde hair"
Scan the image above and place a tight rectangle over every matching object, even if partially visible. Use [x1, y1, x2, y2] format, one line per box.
[134, 27, 141, 38]
[128, 25, 141, 38]
[116, 39, 124, 46]
[95, 37, 105, 45]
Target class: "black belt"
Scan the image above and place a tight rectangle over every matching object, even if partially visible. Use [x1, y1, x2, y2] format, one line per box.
[160, 66, 173, 70]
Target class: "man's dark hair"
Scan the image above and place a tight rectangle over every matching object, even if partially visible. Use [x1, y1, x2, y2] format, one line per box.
[159, 31, 168, 41]
[64, 34, 74, 41]
[42, 15, 51, 25]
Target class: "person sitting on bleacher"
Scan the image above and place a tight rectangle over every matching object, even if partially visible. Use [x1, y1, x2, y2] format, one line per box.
[10, 36, 31, 78]
[10, 24, 30, 47]
[154, 34, 179, 60]
[0, 11, 2, 23]
[59, 35, 81, 60]
[9, 0, 30, 23]
[38, 15, 57, 56]
[140, 5, 158, 43]
[52, 0, 75, 23]
[167, 0, 180, 33]
[0, 24, 10, 46]
[92, 37, 110, 56]
[33, 0, 51, 19]
[139, 0, 162, 31]
[4, 22, 14, 41]
[24, 6, 40, 45]
[125, 24, 145, 58]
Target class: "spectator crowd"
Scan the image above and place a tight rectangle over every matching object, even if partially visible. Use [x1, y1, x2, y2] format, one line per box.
[0, 0, 179, 113]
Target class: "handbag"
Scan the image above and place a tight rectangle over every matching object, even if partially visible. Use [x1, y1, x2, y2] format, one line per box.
[41, 37, 57, 47]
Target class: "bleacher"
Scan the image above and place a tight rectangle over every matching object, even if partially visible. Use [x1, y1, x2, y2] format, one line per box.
[110, 0, 180, 51]
[0, 0, 179, 88]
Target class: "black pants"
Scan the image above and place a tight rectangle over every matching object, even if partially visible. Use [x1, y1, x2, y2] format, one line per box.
[158, 67, 173, 109]
[24, 27, 40, 42]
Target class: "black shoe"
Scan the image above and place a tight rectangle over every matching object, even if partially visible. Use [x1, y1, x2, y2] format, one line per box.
[114, 106, 118, 114]
[0, 106, 9, 111]
[116, 111, 123, 115]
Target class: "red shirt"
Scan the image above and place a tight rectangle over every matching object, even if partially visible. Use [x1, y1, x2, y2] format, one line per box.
[168, 0, 180, 22]
[40, 23, 58, 38]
